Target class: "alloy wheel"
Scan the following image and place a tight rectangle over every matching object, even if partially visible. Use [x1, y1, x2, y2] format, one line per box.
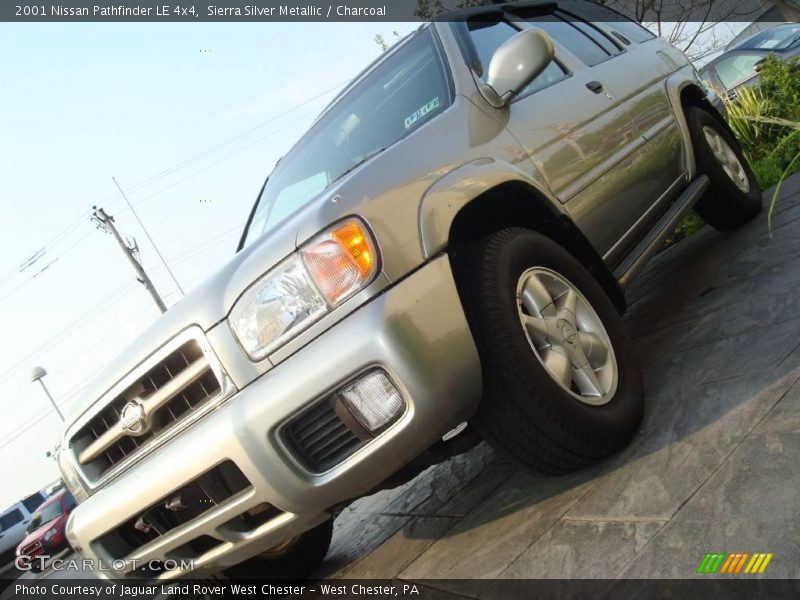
[703, 126, 750, 193]
[516, 267, 618, 406]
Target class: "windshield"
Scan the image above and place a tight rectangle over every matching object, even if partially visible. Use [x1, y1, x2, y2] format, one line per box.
[739, 23, 800, 51]
[714, 52, 765, 89]
[241, 28, 449, 249]
[32, 501, 63, 528]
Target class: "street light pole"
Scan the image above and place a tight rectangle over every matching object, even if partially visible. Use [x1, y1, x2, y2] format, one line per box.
[30, 366, 65, 422]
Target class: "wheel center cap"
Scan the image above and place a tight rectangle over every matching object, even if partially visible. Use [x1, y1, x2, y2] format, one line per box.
[557, 319, 577, 345]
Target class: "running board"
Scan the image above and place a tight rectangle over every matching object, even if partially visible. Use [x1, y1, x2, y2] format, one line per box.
[614, 175, 709, 288]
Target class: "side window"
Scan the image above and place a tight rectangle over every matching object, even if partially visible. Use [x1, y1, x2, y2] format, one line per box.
[522, 15, 616, 66]
[564, 2, 656, 44]
[22, 493, 45, 513]
[464, 18, 568, 96]
[0, 509, 24, 531]
[606, 20, 657, 44]
[569, 19, 623, 56]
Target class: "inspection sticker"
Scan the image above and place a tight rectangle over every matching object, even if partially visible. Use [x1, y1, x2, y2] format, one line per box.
[405, 97, 440, 129]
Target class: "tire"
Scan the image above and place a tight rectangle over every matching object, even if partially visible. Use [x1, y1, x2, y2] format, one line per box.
[452, 229, 643, 474]
[223, 518, 332, 580]
[687, 106, 762, 231]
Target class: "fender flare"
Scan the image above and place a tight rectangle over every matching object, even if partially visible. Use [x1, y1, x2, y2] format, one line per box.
[418, 157, 564, 258]
[417, 157, 626, 313]
[665, 71, 710, 180]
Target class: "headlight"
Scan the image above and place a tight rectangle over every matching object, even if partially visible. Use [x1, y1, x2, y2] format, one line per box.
[57, 443, 88, 503]
[230, 218, 379, 360]
[44, 528, 58, 542]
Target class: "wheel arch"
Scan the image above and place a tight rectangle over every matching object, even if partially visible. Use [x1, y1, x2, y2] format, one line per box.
[667, 73, 728, 179]
[418, 159, 626, 314]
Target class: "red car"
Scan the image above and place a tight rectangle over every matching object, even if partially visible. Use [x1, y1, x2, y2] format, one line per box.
[15, 490, 76, 572]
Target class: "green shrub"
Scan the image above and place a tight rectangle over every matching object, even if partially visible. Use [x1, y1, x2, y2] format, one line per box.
[723, 55, 800, 231]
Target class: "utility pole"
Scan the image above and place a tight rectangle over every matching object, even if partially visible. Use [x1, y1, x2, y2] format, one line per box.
[112, 177, 184, 296]
[91, 206, 167, 313]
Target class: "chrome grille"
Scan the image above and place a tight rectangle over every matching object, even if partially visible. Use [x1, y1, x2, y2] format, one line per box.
[69, 332, 226, 485]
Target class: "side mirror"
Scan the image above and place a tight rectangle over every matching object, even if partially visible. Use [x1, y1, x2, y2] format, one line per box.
[484, 28, 555, 107]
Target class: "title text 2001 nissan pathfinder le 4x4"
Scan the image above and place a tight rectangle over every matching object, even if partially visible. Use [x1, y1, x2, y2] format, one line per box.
[57, 1, 762, 579]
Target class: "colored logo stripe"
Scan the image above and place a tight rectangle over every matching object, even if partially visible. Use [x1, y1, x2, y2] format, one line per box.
[744, 553, 773, 574]
[697, 552, 773, 574]
[697, 553, 726, 573]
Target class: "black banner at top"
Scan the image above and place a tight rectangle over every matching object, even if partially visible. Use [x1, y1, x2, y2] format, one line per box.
[2, 0, 798, 22]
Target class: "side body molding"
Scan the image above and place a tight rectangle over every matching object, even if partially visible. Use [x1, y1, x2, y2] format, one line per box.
[418, 157, 563, 259]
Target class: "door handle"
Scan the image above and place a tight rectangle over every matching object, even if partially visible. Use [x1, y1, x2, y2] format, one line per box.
[586, 80, 604, 94]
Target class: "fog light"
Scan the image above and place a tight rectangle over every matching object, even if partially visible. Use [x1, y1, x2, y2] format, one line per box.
[339, 370, 404, 433]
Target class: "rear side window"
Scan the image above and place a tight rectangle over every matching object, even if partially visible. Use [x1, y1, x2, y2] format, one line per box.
[563, 2, 656, 44]
[607, 20, 657, 44]
[522, 14, 619, 66]
[0, 509, 24, 530]
[463, 17, 569, 95]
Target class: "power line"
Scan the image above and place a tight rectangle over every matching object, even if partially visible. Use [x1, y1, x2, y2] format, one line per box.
[0, 214, 93, 290]
[0, 78, 349, 294]
[0, 226, 97, 304]
[0, 280, 137, 385]
[104, 79, 349, 211]
[125, 109, 319, 210]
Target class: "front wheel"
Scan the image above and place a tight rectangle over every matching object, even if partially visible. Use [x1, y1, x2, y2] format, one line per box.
[452, 229, 644, 474]
[687, 106, 762, 231]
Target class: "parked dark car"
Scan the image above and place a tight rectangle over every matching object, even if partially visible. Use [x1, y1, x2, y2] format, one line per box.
[15, 490, 76, 572]
[699, 22, 800, 99]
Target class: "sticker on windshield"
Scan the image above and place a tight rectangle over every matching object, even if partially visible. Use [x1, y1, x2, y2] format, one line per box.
[405, 97, 440, 129]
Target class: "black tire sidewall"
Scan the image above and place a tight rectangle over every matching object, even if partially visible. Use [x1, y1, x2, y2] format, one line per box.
[688, 106, 762, 229]
[460, 229, 643, 466]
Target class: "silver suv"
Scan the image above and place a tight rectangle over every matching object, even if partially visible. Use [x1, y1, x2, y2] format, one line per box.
[58, 1, 762, 580]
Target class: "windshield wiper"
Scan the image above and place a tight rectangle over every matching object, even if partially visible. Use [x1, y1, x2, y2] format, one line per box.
[330, 147, 387, 187]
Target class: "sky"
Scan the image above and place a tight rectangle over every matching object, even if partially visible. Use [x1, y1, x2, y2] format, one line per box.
[0, 21, 419, 507]
[0, 17, 753, 510]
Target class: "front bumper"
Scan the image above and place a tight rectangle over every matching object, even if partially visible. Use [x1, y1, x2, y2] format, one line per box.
[66, 255, 482, 579]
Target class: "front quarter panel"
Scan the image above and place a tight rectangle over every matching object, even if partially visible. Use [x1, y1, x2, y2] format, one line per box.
[419, 156, 562, 258]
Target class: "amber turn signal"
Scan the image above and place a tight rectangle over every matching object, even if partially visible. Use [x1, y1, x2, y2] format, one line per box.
[301, 219, 378, 305]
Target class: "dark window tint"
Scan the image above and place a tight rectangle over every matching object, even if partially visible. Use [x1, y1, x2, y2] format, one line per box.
[522, 15, 614, 66]
[570, 20, 622, 55]
[22, 492, 45, 513]
[465, 18, 568, 95]
[0, 509, 24, 530]
[64, 492, 77, 510]
[564, 2, 656, 44]
[606, 20, 657, 44]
